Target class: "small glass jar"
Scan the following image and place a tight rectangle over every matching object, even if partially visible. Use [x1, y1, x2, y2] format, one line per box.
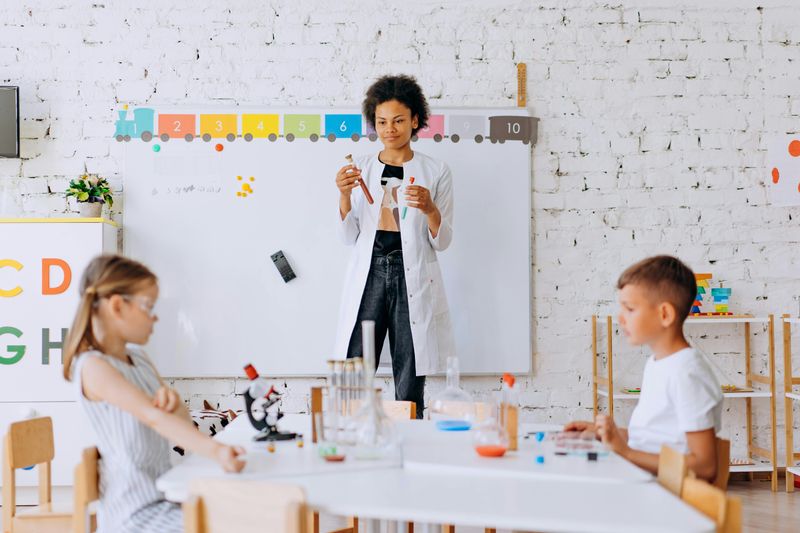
[472, 402, 509, 457]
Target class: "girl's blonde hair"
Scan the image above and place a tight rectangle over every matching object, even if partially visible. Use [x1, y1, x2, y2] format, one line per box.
[63, 254, 157, 381]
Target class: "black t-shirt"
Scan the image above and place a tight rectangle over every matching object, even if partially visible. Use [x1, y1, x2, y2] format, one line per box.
[372, 162, 404, 256]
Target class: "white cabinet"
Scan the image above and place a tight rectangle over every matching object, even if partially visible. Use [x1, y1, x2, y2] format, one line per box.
[0, 218, 118, 487]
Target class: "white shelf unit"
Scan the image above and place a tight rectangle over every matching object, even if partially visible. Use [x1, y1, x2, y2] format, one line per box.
[781, 315, 800, 492]
[591, 315, 779, 490]
[597, 389, 771, 400]
[730, 464, 775, 473]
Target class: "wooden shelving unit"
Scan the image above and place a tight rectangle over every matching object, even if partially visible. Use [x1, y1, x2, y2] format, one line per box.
[781, 315, 800, 492]
[591, 314, 779, 491]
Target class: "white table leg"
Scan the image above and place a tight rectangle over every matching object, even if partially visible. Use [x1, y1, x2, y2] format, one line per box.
[363, 518, 381, 533]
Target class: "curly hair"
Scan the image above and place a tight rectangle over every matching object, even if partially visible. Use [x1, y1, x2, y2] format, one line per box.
[362, 74, 430, 135]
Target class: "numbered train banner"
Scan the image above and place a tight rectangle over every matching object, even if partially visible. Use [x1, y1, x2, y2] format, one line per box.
[114, 107, 538, 145]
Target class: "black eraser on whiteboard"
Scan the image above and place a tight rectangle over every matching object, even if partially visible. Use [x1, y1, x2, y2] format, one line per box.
[271, 251, 296, 283]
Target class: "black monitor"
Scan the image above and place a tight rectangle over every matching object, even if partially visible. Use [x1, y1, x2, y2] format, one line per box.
[0, 86, 20, 158]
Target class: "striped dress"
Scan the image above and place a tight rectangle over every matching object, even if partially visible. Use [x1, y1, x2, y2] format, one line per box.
[73, 346, 183, 533]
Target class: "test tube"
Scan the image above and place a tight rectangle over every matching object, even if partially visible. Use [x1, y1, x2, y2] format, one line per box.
[353, 357, 364, 390]
[345, 154, 374, 204]
[333, 361, 344, 416]
[326, 360, 337, 388]
[344, 359, 355, 416]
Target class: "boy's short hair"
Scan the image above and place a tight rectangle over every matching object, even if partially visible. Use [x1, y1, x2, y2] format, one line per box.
[362, 74, 430, 135]
[617, 255, 697, 324]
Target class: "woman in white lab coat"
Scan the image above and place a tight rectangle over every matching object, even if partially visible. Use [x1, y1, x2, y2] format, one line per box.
[333, 75, 455, 418]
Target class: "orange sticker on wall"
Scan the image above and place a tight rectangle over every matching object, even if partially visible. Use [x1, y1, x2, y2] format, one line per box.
[767, 136, 800, 206]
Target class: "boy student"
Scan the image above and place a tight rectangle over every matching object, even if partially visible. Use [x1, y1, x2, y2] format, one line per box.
[566, 255, 723, 481]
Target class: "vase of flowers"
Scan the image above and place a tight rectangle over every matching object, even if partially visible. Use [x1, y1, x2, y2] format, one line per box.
[66, 174, 113, 218]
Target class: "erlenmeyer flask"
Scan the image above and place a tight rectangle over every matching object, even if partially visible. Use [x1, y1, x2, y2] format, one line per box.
[428, 356, 476, 430]
[349, 321, 401, 463]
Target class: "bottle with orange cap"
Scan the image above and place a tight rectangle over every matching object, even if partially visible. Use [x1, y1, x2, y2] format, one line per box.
[501, 373, 519, 451]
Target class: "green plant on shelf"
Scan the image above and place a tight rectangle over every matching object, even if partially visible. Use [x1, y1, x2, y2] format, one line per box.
[66, 174, 113, 206]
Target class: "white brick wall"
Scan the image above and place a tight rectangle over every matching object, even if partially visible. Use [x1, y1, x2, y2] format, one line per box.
[2, 0, 799, 459]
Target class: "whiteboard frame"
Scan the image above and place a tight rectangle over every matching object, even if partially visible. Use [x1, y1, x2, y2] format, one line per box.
[121, 106, 536, 377]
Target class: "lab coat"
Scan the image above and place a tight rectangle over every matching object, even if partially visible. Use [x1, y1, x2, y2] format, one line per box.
[333, 151, 455, 375]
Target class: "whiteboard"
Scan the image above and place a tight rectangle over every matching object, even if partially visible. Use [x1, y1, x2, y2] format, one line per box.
[122, 107, 534, 377]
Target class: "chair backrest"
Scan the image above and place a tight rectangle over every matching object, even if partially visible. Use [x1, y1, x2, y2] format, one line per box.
[73, 447, 100, 533]
[713, 438, 730, 490]
[658, 445, 688, 496]
[4, 417, 55, 469]
[380, 400, 416, 421]
[184, 479, 306, 533]
[682, 477, 727, 532]
[3, 416, 55, 526]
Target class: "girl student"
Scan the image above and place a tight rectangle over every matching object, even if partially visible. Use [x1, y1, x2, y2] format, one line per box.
[63, 254, 245, 533]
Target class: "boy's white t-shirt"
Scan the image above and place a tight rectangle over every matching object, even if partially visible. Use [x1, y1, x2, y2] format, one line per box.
[627, 347, 723, 454]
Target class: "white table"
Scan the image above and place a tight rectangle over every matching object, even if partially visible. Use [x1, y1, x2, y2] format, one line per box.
[267, 469, 712, 533]
[397, 421, 652, 484]
[157, 416, 713, 532]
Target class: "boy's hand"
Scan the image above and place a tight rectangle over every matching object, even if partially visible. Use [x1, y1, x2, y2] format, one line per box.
[563, 420, 598, 439]
[564, 420, 595, 432]
[595, 414, 629, 455]
[152, 386, 182, 414]
[215, 444, 247, 473]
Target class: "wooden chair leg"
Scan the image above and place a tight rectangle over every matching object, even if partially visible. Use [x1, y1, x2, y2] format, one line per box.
[485, 529, 497, 533]
[307, 509, 320, 533]
[328, 516, 358, 533]
[443, 525, 455, 533]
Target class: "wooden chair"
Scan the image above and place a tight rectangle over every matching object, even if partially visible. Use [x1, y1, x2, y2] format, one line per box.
[681, 478, 741, 533]
[722, 496, 742, 533]
[184, 479, 306, 533]
[309, 386, 415, 533]
[713, 438, 730, 490]
[658, 445, 689, 496]
[72, 448, 99, 533]
[2, 417, 71, 533]
[659, 437, 731, 497]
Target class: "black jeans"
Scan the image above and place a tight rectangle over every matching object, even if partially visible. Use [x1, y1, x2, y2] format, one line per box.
[347, 252, 425, 419]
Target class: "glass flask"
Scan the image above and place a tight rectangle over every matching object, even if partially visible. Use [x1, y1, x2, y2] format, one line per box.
[428, 356, 476, 431]
[349, 321, 402, 463]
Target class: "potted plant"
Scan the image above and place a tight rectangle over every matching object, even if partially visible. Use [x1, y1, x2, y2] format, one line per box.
[66, 174, 113, 217]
